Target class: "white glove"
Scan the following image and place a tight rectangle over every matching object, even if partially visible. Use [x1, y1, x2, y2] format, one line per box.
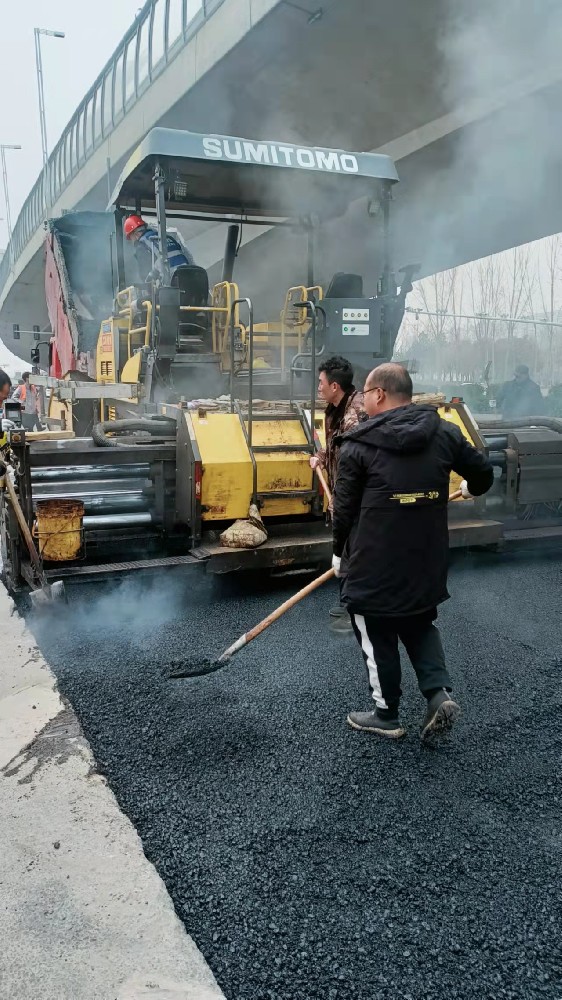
[1, 419, 15, 433]
[460, 480, 474, 500]
[332, 554, 342, 577]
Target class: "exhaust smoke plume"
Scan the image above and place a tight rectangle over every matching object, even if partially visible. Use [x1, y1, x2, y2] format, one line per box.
[196, 0, 562, 322]
[392, 0, 562, 278]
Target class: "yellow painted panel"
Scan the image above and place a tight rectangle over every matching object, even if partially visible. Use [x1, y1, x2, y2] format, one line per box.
[252, 418, 313, 516]
[192, 413, 252, 519]
[438, 404, 479, 498]
[48, 394, 72, 431]
[121, 353, 142, 384]
[191, 412, 318, 520]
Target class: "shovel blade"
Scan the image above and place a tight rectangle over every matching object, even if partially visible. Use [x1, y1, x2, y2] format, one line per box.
[29, 579, 66, 608]
[50, 580, 66, 603]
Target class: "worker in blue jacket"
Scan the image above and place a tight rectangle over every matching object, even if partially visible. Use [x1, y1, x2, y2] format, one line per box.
[124, 214, 194, 283]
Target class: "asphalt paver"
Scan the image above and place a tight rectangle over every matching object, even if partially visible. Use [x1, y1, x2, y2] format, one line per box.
[27, 548, 562, 1000]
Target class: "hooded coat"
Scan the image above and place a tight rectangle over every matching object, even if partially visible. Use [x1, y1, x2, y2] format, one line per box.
[332, 404, 494, 616]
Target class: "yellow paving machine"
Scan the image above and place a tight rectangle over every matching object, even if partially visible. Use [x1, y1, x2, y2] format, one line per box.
[1, 128, 561, 595]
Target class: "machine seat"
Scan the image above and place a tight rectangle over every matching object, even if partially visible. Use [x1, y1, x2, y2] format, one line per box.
[173, 265, 211, 350]
[325, 272, 363, 298]
[172, 265, 210, 307]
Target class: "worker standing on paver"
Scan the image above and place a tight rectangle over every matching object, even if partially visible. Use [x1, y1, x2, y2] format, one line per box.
[309, 355, 366, 627]
[123, 214, 195, 283]
[331, 362, 494, 741]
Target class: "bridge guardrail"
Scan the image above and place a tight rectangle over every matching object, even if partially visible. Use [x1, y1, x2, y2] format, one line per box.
[0, 0, 227, 297]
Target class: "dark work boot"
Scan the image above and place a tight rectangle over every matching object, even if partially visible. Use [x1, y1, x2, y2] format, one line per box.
[329, 610, 353, 633]
[329, 604, 348, 618]
[420, 689, 460, 742]
[347, 709, 406, 739]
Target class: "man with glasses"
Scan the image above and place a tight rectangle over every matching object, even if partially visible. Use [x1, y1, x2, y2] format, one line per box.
[331, 362, 493, 742]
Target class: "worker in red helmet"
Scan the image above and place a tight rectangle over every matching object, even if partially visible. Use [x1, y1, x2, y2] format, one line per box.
[124, 214, 195, 283]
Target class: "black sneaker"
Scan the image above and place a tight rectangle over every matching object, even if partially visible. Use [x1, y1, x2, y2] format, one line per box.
[329, 604, 348, 618]
[420, 689, 460, 742]
[347, 710, 406, 739]
[329, 612, 353, 633]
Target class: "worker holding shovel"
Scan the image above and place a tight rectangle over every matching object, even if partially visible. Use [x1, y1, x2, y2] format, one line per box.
[331, 363, 494, 742]
[309, 355, 366, 629]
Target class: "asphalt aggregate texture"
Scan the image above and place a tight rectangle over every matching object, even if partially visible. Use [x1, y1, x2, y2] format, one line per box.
[26, 546, 562, 1000]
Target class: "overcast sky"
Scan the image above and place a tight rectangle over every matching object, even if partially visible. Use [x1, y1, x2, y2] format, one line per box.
[0, 0, 142, 248]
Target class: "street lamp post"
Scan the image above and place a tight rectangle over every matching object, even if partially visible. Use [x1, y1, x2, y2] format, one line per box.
[0, 145, 22, 270]
[34, 28, 65, 168]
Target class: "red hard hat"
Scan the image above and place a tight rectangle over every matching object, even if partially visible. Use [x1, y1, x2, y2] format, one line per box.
[124, 214, 145, 239]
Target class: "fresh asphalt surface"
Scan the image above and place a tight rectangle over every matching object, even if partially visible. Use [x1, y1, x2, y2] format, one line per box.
[27, 547, 562, 1000]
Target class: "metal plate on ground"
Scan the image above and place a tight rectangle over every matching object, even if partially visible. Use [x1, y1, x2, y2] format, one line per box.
[449, 519, 503, 548]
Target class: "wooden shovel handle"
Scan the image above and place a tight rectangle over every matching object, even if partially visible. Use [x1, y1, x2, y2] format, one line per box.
[315, 466, 333, 505]
[245, 568, 335, 645]
[3, 474, 43, 574]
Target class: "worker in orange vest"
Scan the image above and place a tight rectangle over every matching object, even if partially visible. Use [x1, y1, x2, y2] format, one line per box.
[11, 373, 38, 431]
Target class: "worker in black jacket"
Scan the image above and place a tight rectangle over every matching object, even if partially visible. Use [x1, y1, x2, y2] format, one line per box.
[332, 363, 494, 742]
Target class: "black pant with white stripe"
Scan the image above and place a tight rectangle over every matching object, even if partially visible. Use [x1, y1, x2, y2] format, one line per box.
[350, 608, 452, 716]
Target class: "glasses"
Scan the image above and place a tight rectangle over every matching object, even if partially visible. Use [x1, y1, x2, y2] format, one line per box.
[363, 385, 383, 395]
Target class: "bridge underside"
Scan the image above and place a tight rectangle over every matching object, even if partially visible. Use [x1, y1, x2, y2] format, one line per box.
[2, 0, 561, 358]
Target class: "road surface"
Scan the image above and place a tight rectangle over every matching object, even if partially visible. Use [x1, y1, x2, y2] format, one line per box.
[26, 546, 562, 1000]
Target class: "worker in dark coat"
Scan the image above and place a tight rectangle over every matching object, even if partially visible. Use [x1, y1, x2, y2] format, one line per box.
[496, 364, 545, 418]
[331, 363, 494, 742]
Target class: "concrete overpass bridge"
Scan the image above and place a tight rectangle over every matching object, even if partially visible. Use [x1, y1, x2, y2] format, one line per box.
[2, 0, 562, 362]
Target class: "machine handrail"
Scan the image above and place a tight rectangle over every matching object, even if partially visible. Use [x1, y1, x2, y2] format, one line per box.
[229, 297, 254, 413]
[230, 297, 258, 504]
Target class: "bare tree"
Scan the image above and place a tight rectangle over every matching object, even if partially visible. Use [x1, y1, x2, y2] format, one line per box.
[535, 234, 562, 384]
[415, 269, 458, 380]
[405, 234, 562, 390]
[502, 245, 534, 379]
[449, 267, 463, 347]
[468, 255, 504, 376]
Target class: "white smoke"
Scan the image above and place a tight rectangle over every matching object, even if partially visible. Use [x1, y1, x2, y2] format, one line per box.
[392, 0, 562, 278]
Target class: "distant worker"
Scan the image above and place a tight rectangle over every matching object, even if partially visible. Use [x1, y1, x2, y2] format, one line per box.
[332, 363, 494, 742]
[123, 214, 195, 283]
[496, 364, 545, 419]
[309, 356, 366, 627]
[11, 372, 38, 431]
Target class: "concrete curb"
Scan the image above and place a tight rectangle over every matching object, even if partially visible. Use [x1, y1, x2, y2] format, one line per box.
[0, 586, 225, 1000]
